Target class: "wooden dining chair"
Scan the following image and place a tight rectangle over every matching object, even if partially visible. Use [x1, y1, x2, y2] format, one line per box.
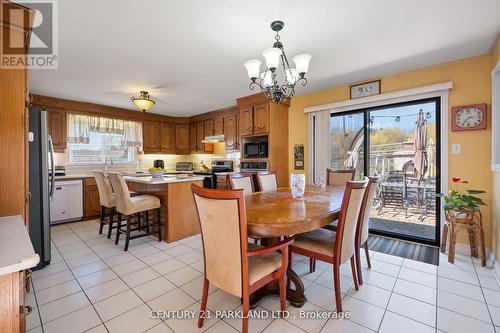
[107, 172, 162, 251]
[326, 168, 356, 186]
[228, 172, 255, 196]
[289, 178, 368, 312]
[256, 171, 278, 191]
[191, 184, 293, 333]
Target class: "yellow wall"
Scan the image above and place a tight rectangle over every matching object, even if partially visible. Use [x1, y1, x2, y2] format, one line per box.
[490, 35, 500, 259]
[288, 54, 493, 247]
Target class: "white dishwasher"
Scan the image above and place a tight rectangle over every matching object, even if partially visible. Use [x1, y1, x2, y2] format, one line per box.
[50, 179, 83, 224]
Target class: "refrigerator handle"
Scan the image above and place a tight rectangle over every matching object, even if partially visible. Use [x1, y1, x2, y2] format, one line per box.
[48, 135, 55, 201]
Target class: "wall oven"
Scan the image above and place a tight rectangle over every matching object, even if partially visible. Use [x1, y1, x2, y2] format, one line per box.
[244, 142, 268, 158]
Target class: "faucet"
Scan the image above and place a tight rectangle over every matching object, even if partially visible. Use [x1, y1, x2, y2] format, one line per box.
[104, 155, 114, 173]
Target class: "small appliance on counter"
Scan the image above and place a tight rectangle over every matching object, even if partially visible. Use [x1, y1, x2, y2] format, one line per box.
[153, 159, 165, 169]
[176, 161, 193, 172]
[193, 160, 234, 189]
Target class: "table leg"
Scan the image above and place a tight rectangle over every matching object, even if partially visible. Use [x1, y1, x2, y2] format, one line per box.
[249, 238, 307, 309]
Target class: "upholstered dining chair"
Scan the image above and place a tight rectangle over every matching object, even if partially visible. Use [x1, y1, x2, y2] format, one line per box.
[93, 171, 117, 238]
[191, 184, 293, 333]
[107, 172, 162, 251]
[228, 172, 255, 196]
[326, 168, 356, 186]
[289, 178, 368, 312]
[256, 171, 278, 192]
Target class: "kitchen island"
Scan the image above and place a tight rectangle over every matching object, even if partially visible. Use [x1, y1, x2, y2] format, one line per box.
[124, 175, 204, 242]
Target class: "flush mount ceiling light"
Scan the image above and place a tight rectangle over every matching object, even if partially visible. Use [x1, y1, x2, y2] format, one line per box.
[244, 20, 312, 103]
[131, 91, 155, 112]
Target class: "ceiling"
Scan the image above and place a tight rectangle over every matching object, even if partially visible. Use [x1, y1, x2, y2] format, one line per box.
[29, 0, 500, 116]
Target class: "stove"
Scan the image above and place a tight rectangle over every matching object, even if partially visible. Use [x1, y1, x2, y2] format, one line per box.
[193, 160, 234, 188]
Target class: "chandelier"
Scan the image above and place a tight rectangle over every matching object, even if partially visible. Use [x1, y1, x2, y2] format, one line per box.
[244, 20, 312, 103]
[131, 91, 155, 112]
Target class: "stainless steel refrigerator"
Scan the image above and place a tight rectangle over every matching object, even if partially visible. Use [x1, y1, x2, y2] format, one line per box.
[28, 108, 54, 269]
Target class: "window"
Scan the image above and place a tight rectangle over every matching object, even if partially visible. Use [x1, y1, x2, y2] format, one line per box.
[69, 131, 136, 164]
[493, 63, 500, 171]
[67, 113, 142, 165]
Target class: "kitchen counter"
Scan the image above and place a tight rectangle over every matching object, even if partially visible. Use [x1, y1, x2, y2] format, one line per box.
[0, 215, 40, 276]
[124, 175, 204, 184]
[54, 174, 92, 180]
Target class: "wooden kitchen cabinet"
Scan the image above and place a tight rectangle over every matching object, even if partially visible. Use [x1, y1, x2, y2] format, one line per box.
[224, 115, 239, 151]
[160, 123, 176, 153]
[240, 106, 253, 136]
[214, 117, 223, 135]
[196, 122, 204, 152]
[175, 124, 190, 155]
[253, 103, 269, 134]
[84, 178, 100, 218]
[189, 122, 197, 153]
[47, 109, 67, 152]
[204, 119, 214, 137]
[143, 121, 161, 153]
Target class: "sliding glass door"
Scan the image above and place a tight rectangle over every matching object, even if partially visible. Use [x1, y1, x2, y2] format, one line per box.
[329, 97, 440, 246]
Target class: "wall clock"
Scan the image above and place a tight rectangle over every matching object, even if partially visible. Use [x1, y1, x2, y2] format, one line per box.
[451, 104, 487, 131]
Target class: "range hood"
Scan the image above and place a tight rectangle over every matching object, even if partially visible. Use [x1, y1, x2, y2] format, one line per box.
[202, 134, 224, 143]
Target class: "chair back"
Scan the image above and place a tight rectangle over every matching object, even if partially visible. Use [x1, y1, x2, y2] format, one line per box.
[191, 184, 248, 298]
[335, 178, 368, 263]
[107, 172, 132, 215]
[93, 171, 115, 208]
[326, 168, 356, 186]
[356, 176, 381, 245]
[228, 173, 254, 196]
[257, 171, 278, 191]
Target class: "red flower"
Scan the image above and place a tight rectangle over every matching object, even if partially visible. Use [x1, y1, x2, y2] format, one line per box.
[452, 177, 461, 183]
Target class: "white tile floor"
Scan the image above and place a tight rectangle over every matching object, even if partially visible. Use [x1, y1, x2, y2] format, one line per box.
[26, 219, 500, 333]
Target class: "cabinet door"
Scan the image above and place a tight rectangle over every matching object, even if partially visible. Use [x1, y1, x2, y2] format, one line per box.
[160, 123, 176, 153]
[175, 124, 190, 155]
[189, 122, 197, 152]
[240, 106, 253, 136]
[214, 117, 224, 135]
[48, 109, 66, 152]
[253, 103, 269, 134]
[143, 121, 161, 153]
[204, 119, 214, 137]
[223, 115, 237, 151]
[84, 178, 100, 218]
[236, 115, 240, 151]
[196, 122, 205, 152]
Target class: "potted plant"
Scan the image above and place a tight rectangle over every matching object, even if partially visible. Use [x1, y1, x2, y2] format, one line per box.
[439, 177, 486, 216]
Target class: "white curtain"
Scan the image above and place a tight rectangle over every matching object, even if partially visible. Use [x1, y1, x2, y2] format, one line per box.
[67, 114, 91, 144]
[67, 113, 143, 147]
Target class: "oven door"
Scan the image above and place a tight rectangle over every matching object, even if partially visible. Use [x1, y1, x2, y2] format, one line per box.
[244, 143, 260, 158]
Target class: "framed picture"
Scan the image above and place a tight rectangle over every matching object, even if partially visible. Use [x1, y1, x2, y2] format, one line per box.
[294, 144, 304, 170]
[350, 80, 381, 99]
[451, 103, 487, 131]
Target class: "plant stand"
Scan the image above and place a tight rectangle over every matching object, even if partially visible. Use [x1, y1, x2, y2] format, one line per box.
[440, 208, 486, 266]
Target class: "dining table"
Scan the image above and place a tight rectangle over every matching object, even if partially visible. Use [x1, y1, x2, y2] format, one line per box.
[245, 184, 345, 308]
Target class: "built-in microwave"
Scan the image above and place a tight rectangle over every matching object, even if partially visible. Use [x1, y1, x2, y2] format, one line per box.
[244, 142, 268, 158]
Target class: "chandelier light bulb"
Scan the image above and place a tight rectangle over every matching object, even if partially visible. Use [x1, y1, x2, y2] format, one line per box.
[285, 68, 299, 85]
[244, 59, 261, 80]
[262, 47, 282, 70]
[261, 70, 273, 87]
[293, 53, 312, 75]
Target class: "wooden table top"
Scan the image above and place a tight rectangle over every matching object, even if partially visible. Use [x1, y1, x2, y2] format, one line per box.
[245, 185, 345, 238]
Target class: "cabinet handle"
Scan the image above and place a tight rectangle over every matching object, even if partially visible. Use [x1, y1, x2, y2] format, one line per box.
[24, 305, 33, 316]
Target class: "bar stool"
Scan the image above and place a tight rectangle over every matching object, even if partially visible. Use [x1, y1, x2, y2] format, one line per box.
[93, 171, 117, 238]
[107, 172, 162, 251]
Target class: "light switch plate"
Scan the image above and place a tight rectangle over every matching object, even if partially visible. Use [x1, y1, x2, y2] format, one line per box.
[452, 143, 461, 154]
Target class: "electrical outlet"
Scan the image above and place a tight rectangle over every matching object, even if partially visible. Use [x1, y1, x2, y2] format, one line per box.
[452, 143, 461, 154]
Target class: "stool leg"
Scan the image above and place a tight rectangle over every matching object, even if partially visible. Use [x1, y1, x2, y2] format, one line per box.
[107, 207, 114, 239]
[99, 206, 105, 234]
[124, 215, 132, 251]
[145, 210, 150, 234]
[157, 208, 161, 242]
[448, 223, 456, 264]
[137, 212, 142, 231]
[441, 223, 448, 253]
[115, 213, 122, 245]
